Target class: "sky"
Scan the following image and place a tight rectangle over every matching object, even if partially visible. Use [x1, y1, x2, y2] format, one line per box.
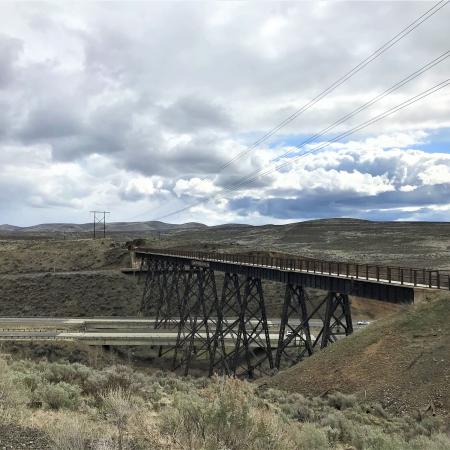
[0, 1, 450, 226]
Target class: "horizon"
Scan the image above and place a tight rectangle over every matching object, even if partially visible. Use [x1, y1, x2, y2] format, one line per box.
[3, 216, 450, 230]
[0, 2, 449, 226]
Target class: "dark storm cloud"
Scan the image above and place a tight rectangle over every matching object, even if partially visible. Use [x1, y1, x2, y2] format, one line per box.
[20, 103, 83, 141]
[158, 96, 232, 133]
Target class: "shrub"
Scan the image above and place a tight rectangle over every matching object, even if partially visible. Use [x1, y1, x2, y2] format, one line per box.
[320, 411, 361, 446]
[294, 423, 330, 450]
[371, 403, 388, 419]
[102, 387, 143, 450]
[327, 392, 357, 410]
[0, 358, 28, 422]
[409, 433, 450, 450]
[36, 381, 82, 410]
[162, 377, 290, 450]
[46, 413, 92, 450]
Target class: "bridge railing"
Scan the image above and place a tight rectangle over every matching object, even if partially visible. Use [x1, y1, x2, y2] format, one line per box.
[135, 248, 450, 290]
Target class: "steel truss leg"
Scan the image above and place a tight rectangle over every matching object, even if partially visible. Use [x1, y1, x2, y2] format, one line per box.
[153, 261, 184, 329]
[172, 267, 218, 376]
[231, 277, 274, 378]
[140, 257, 159, 316]
[211, 273, 245, 375]
[320, 292, 353, 348]
[275, 284, 313, 369]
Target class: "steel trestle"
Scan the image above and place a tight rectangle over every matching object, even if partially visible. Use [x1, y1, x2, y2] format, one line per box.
[139, 255, 353, 377]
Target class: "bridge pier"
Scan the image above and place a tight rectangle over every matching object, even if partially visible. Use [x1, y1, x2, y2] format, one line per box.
[172, 267, 218, 376]
[212, 272, 243, 375]
[233, 276, 273, 378]
[320, 292, 353, 348]
[275, 284, 313, 369]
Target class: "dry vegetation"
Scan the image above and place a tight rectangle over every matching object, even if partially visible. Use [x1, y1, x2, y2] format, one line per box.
[267, 291, 450, 421]
[0, 356, 449, 450]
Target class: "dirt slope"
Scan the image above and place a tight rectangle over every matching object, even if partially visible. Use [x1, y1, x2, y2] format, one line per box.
[267, 290, 450, 419]
[0, 238, 129, 274]
[0, 270, 143, 317]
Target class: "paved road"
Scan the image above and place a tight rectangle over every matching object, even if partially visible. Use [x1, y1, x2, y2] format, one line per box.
[0, 317, 322, 333]
[0, 316, 326, 346]
[0, 330, 312, 347]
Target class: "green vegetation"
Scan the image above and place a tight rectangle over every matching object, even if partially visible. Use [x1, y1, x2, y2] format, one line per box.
[0, 356, 448, 449]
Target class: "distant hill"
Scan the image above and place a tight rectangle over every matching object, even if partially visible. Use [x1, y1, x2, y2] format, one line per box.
[0, 220, 208, 233]
[0, 225, 22, 232]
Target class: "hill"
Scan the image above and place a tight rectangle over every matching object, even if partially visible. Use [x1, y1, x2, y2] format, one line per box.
[154, 218, 450, 269]
[266, 290, 450, 419]
[0, 220, 207, 233]
[4, 217, 450, 270]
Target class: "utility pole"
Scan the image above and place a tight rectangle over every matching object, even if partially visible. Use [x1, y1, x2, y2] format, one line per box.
[90, 211, 110, 239]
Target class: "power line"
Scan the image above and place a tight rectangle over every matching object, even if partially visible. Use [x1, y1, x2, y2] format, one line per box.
[152, 51, 450, 219]
[217, 0, 449, 170]
[130, 0, 448, 222]
[153, 79, 450, 221]
[233, 79, 450, 189]
[227, 51, 450, 188]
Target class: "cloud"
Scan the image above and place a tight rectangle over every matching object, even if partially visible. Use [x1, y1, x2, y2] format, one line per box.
[158, 96, 232, 133]
[0, 34, 22, 88]
[174, 177, 220, 198]
[0, 2, 449, 225]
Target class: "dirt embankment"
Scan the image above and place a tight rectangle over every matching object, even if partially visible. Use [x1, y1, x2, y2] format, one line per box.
[0, 238, 130, 274]
[0, 271, 143, 317]
[266, 290, 450, 419]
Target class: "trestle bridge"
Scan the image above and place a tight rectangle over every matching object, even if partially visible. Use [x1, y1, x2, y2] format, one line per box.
[136, 248, 449, 377]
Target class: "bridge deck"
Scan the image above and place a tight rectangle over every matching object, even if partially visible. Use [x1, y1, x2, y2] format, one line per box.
[135, 248, 450, 302]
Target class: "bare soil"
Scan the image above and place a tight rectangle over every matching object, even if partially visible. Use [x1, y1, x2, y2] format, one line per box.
[0, 423, 51, 450]
[265, 290, 450, 419]
[0, 270, 143, 317]
[0, 238, 130, 274]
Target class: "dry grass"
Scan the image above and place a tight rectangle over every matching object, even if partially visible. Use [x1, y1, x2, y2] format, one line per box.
[0, 355, 448, 449]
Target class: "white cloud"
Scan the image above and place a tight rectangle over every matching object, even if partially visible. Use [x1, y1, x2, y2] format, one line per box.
[419, 164, 450, 185]
[174, 178, 220, 198]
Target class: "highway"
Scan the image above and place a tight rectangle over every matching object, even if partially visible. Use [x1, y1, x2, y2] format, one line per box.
[0, 317, 324, 346]
[0, 331, 292, 347]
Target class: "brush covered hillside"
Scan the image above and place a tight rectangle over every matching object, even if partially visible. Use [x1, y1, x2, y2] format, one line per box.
[267, 290, 450, 420]
[1, 355, 450, 449]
